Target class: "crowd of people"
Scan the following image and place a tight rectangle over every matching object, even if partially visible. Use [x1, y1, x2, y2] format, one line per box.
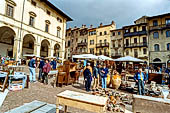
[83, 63, 110, 92]
[28, 56, 59, 84]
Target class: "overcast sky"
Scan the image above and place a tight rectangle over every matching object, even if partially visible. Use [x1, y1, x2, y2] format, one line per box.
[50, 0, 170, 29]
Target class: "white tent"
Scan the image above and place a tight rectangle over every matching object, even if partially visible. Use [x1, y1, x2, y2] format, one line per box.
[114, 56, 144, 62]
[97, 55, 114, 61]
[72, 54, 98, 59]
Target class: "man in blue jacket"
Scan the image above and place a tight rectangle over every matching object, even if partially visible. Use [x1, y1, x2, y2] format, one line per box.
[134, 68, 147, 95]
[101, 64, 108, 90]
[83, 63, 92, 92]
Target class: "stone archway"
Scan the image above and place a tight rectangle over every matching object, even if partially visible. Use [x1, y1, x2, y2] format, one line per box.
[40, 39, 50, 57]
[22, 34, 35, 56]
[0, 26, 15, 57]
[153, 58, 161, 62]
[54, 43, 61, 58]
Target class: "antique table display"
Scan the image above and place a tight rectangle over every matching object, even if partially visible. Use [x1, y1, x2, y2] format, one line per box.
[56, 90, 108, 113]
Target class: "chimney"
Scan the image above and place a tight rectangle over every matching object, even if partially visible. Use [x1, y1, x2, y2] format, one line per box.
[100, 23, 103, 27]
[111, 21, 115, 25]
[82, 24, 84, 28]
[90, 24, 93, 28]
[84, 25, 86, 28]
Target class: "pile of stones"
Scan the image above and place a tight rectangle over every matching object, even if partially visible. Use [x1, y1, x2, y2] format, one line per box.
[92, 89, 132, 112]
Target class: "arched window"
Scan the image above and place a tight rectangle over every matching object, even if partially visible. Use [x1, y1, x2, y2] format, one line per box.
[167, 43, 170, 51]
[166, 30, 170, 37]
[153, 32, 159, 39]
[154, 44, 160, 51]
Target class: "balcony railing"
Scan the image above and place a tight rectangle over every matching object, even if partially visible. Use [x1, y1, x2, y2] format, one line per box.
[149, 24, 170, 31]
[96, 42, 109, 48]
[124, 31, 147, 37]
[124, 42, 147, 48]
[77, 42, 87, 47]
[72, 51, 88, 55]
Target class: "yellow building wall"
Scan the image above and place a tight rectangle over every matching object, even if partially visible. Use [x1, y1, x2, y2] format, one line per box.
[88, 34, 97, 54]
[96, 25, 115, 55]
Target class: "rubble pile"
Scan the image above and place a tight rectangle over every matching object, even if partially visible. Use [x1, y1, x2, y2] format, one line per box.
[92, 89, 132, 112]
[145, 81, 169, 97]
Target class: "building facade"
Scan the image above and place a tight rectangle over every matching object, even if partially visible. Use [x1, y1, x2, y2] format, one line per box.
[87, 21, 116, 56]
[0, 0, 72, 60]
[110, 29, 123, 59]
[88, 26, 97, 55]
[65, 25, 88, 59]
[147, 13, 170, 67]
[123, 23, 148, 62]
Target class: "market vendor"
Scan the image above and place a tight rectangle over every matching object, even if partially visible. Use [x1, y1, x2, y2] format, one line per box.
[134, 68, 147, 95]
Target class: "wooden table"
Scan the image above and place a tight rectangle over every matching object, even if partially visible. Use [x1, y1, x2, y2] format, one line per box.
[56, 90, 108, 113]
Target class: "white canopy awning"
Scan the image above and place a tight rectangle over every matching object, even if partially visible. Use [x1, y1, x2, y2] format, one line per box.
[97, 55, 114, 61]
[72, 54, 98, 59]
[114, 56, 144, 62]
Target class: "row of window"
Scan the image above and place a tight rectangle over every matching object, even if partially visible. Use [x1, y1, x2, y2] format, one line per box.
[154, 43, 170, 51]
[153, 19, 170, 26]
[29, 16, 61, 37]
[153, 31, 170, 38]
[6, 2, 62, 37]
[112, 31, 121, 36]
[125, 37, 147, 45]
[126, 48, 147, 56]
[125, 26, 146, 33]
[89, 31, 96, 36]
[89, 39, 108, 45]
[89, 31, 108, 36]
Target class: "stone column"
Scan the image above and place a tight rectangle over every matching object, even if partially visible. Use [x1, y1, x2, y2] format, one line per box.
[48, 47, 54, 57]
[13, 38, 21, 61]
[34, 43, 41, 57]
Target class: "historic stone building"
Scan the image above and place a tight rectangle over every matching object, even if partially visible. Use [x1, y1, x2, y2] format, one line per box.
[110, 29, 123, 59]
[0, 0, 72, 60]
[87, 22, 116, 56]
[123, 22, 148, 62]
[88, 26, 97, 55]
[95, 22, 116, 57]
[147, 13, 170, 67]
[65, 25, 88, 59]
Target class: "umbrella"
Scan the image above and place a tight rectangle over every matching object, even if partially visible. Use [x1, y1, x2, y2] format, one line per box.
[72, 54, 98, 59]
[97, 55, 114, 61]
[114, 56, 144, 62]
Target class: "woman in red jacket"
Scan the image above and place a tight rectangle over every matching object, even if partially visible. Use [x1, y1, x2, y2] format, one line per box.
[42, 59, 51, 84]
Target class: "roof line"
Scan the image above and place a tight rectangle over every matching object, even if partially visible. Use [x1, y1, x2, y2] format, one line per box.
[41, 0, 73, 21]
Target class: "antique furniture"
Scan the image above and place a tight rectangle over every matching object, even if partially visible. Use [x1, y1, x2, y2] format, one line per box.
[56, 61, 79, 86]
[0, 71, 9, 92]
[56, 90, 108, 113]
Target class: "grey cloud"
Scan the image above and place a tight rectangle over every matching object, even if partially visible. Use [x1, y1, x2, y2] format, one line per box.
[50, 0, 170, 28]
